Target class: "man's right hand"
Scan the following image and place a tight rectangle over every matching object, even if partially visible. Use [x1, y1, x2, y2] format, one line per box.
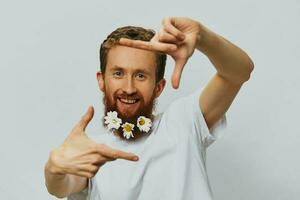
[46, 106, 139, 178]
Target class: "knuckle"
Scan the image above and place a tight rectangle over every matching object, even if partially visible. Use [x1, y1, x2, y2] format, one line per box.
[90, 143, 99, 152]
[91, 155, 100, 164]
[49, 149, 61, 165]
[93, 167, 100, 174]
[111, 152, 118, 159]
[89, 165, 98, 173]
[86, 173, 94, 178]
[175, 31, 180, 37]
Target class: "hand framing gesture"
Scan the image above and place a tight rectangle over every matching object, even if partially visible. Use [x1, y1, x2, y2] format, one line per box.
[46, 106, 139, 178]
[119, 17, 203, 89]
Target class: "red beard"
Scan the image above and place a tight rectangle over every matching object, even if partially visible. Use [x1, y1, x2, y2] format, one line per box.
[102, 88, 156, 141]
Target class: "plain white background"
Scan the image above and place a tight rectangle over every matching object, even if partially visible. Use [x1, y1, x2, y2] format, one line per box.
[1, 0, 299, 199]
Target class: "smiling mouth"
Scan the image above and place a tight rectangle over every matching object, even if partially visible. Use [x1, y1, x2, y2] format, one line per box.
[118, 98, 140, 104]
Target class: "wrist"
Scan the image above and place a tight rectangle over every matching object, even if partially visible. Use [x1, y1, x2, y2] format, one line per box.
[45, 160, 70, 198]
[196, 24, 217, 54]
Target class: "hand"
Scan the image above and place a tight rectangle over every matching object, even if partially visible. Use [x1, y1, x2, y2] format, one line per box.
[47, 106, 139, 178]
[119, 17, 204, 89]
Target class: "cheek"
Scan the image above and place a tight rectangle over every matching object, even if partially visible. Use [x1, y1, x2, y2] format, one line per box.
[104, 83, 117, 100]
[139, 85, 156, 103]
[104, 78, 118, 91]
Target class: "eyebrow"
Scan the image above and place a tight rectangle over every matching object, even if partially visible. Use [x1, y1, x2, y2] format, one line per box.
[110, 65, 123, 71]
[111, 65, 152, 75]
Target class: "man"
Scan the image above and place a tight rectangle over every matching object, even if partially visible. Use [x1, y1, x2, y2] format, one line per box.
[44, 17, 254, 199]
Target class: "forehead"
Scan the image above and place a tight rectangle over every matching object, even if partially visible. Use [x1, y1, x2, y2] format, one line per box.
[106, 45, 157, 74]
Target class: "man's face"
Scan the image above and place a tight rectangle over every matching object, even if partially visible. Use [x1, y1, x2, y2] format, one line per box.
[97, 45, 165, 138]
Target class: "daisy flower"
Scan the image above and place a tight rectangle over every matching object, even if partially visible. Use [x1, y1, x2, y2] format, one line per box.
[137, 116, 152, 133]
[122, 122, 135, 139]
[104, 111, 122, 130]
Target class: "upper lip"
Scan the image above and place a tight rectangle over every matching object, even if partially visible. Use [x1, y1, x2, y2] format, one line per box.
[117, 96, 139, 100]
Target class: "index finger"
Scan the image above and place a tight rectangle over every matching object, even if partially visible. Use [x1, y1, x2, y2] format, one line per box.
[118, 38, 177, 53]
[96, 144, 139, 161]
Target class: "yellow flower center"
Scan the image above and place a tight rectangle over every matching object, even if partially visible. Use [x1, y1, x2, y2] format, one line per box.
[139, 118, 145, 126]
[112, 119, 117, 124]
[124, 124, 132, 132]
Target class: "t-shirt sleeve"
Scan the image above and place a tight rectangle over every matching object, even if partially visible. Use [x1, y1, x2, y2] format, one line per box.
[190, 87, 227, 149]
[168, 87, 227, 149]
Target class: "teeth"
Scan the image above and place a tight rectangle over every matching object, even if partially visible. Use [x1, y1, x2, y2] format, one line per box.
[120, 98, 137, 104]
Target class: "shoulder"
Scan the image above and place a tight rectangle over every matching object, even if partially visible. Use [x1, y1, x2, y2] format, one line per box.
[164, 90, 201, 116]
[158, 90, 202, 127]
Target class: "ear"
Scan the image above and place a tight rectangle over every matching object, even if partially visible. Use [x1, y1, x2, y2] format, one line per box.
[96, 71, 105, 92]
[154, 78, 166, 98]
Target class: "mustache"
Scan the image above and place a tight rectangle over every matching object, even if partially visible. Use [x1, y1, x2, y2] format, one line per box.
[114, 92, 141, 100]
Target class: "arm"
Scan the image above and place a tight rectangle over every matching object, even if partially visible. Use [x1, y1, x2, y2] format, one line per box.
[44, 106, 139, 198]
[44, 154, 88, 198]
[118, 17, 254, 129]
[197, 24, 254, 129]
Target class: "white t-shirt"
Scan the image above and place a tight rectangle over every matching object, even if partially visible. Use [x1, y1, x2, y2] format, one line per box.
[68, 88, 227, 200]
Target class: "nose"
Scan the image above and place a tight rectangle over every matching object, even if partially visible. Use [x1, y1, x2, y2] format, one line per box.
[122, 76, 137, 95]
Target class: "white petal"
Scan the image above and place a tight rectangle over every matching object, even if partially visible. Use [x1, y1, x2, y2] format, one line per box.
[107, 124, 114, 130]
[106, 111, 113, 117]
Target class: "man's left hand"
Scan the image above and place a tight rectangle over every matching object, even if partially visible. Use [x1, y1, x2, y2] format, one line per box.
[119, 17, 204, 89]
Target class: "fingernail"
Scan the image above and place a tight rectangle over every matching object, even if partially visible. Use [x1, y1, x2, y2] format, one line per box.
[133, 156, 139, 161]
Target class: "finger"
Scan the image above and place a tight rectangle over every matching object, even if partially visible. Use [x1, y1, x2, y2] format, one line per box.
[171, 58, 188, 89]
[86, 153, 116, 165]
[119, 38, 177, 53]
[96, 144, 139, 161]
[69, 170, 94, 179]
[80, 164, 100, 174]
[158, 31, 178, 43]
[163, 17, 185, 41]
[76, 106, 94, 131]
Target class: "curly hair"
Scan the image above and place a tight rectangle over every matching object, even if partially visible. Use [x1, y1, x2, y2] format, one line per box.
[99, 26, 167, 82]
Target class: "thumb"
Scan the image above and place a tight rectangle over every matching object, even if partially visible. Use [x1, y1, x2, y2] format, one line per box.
[76, 106, 95, 131]
[171, 58, 187, 89]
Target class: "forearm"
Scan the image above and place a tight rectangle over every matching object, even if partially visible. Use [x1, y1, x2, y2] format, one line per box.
[196, 24, 254, 84]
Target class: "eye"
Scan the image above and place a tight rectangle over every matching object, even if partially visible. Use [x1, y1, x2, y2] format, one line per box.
[113, 70, 123, 78]
[136, 72, 145, 80]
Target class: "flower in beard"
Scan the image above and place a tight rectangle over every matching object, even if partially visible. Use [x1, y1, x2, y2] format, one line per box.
[137, 116, 152, 133]
[121, 122, 135, 139]
[104, 111, 122, 130]
[103, 87, 157, 140]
